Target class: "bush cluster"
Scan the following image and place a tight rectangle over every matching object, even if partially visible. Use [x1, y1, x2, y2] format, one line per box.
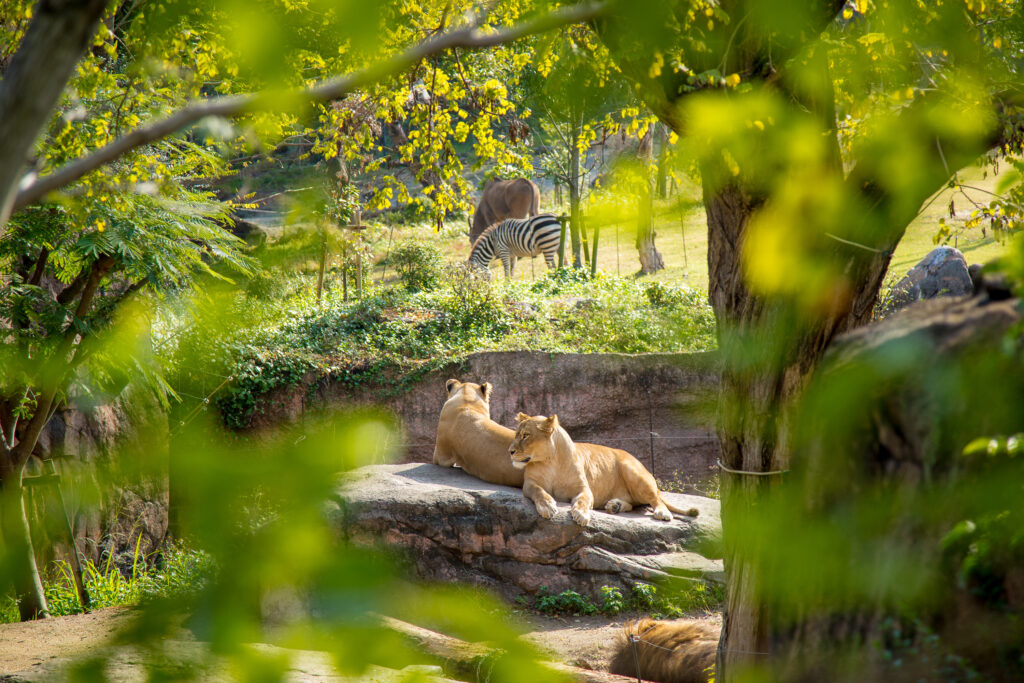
[175, 251, 717, 429]
[529, 581, 724, 618]
[0, 544, 215, 623]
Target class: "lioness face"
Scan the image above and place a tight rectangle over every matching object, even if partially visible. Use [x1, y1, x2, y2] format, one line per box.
[509, 413, 558, 469]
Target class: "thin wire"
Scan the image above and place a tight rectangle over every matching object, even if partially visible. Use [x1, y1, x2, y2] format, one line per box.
[394, 435, 716, 449]
[717, 459, 789, 477]
[633, 637, 772, 657]
[822, 232, 888, 254]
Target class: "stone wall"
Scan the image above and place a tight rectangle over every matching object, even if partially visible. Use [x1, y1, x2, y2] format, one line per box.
[253, 351, 722, 484]
[29, 387, 170, 567]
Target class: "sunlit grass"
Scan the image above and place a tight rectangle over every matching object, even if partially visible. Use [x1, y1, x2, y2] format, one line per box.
[0, 544, 215, 624]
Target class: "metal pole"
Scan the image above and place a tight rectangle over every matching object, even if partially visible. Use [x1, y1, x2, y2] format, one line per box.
[678, 201, 688, 268]
[630, 634, 643, 683]
[381, 223, 396, 282]
[342, 243, 348, 302]
[315, 229, 326, 307]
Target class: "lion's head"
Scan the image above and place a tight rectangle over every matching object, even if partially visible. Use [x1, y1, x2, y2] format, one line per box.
[509, 413, 559, 469]
[445, 378, 492, 407]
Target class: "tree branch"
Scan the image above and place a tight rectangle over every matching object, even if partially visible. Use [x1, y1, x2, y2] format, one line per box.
[55, 265, 93, 306]
[9, 254, 114, 471]
[10, 2, 607, 216]
[28, 247, 49, 287]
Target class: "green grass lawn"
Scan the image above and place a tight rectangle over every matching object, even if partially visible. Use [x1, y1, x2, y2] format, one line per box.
[418, 161, 1013, 292]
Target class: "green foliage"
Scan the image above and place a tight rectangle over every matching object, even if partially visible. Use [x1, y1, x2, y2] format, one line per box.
[534, 587, 597, 616]
[600, 585, 625, 615]
[531, 581, 723, 618]
[388, 241, 445, 292]
[208, 263, 716, 428]
[0, 545, 215, 624]
[873, 618, 981, 681]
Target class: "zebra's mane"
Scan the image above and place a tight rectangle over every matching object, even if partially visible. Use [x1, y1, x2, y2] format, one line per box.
[469, 221, 504, 253]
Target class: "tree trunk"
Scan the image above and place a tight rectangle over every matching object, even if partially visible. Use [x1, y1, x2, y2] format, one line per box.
[655, 123, 669, 199]
[636, 127, 664, 274]
[589, 6, 1007, 681]
[568, 123, 583, 268]
[0, 465, 49, 620]
[0, 0, 110, 233]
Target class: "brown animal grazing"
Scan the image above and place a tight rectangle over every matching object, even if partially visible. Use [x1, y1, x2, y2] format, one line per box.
[469, 178, 540, 244]
[509, 413, 699, 526]
[433, 379, 524, 488]
[608, 618, 718, 683]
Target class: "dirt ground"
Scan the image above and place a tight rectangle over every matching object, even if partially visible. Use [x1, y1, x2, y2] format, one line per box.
[0, 607, 133, 676]
[0, 607, 722, 680]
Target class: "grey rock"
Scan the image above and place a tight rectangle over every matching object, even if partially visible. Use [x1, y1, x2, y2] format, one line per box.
[331, 463, 723, 601]
[889, 246, 972, 312]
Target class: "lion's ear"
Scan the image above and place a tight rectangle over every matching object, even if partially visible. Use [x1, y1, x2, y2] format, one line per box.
[540, 415, 558, 434]
[446, 379, 460, 394]
[515, 412, 530, 424]
[480, 382, 492, 401]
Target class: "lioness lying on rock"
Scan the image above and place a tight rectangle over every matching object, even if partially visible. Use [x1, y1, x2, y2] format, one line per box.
[433, 379, 524, 487]
[509, 413, 698, 526]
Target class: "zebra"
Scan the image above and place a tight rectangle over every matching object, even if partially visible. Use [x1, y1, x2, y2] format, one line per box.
[467, 213, 562, 278]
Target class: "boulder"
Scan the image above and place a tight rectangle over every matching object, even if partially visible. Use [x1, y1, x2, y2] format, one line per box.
[888, 246, 973, 312]
[330, 463, 722, 601]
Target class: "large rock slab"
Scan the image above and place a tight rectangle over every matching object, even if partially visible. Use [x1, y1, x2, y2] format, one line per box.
[330, 464, 722, 601]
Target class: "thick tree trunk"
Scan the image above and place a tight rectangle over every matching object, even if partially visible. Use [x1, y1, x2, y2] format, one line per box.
[636, 127, 664, 275]
[0, 465, 49, 620]
[591, 4, 1006, 680]
[0, 0, 111, 232]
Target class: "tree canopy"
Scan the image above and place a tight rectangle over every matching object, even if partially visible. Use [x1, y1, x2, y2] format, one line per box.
[0, 1, 1022, 680]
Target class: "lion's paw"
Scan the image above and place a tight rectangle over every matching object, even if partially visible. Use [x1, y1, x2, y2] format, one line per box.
[571, 507, 592, 527]
[535, 500, 558, 519]
[652, 505, 673, 522]
[605, 499, 624, 514]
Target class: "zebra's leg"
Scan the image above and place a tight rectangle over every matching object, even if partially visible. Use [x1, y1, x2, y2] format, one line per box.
[500, 253, 512, 279]
[544, 251, 556, 269]
[509, 256, 517, 278]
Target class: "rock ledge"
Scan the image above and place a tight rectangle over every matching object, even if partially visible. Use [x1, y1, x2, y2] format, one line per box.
[330, 464, 722, 600]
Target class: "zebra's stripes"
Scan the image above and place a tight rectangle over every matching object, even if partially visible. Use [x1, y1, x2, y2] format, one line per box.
[467, 213, 562, 278]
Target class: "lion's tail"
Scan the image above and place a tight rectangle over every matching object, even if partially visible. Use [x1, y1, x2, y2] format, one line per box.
[608, 618, 717, 683]
[664, 498, 700, 517]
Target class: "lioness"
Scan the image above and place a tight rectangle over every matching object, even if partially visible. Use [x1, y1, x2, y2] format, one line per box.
[433, 379, 524, 487]
[509, 413, 699, 526]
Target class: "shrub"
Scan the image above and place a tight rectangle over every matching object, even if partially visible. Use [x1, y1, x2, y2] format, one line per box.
[601, 586, 625, 615]
[389, 241, 445, 292]
[0, 544, 215, 623]
[534, 586, 598, 615]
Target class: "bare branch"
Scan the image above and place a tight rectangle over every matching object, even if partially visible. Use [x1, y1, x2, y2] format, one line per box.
[11, 2, 607, 214]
